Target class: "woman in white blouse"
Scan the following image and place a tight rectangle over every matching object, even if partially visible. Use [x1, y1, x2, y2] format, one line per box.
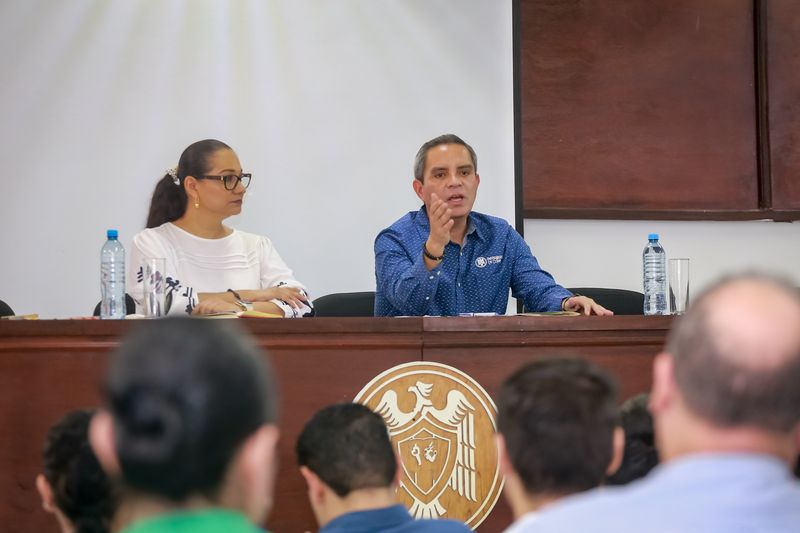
[128, 139, 313, 317]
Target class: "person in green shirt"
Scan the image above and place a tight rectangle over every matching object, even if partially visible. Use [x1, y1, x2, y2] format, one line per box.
[89, 318, 280, 533]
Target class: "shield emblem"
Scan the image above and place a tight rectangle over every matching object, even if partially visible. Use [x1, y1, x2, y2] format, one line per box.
[393, 415, 458, 505]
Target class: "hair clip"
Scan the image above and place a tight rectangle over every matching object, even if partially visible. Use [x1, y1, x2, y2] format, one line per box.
[167, 167, 179, 186]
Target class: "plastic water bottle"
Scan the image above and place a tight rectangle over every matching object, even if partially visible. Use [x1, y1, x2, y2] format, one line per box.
[100, 229, 126, 319]
[643, 233, 667, 315]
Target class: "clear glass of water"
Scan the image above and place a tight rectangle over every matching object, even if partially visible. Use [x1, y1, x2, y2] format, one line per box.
[668, 258, 690, 315]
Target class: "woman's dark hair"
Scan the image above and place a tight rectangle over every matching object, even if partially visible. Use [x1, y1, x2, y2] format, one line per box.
[146, 139, 232, 228]
[104, 317, 277, 501]
[42, 409, 116, 533]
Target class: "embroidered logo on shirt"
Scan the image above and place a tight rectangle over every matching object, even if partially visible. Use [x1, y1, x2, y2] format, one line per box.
[475, 255, 502, 268]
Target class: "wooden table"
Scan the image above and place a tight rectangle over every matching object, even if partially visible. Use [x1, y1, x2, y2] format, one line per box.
[0, 316, 672, 533]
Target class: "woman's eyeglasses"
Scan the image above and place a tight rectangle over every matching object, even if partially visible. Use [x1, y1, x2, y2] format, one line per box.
[199, 173, 252, 190]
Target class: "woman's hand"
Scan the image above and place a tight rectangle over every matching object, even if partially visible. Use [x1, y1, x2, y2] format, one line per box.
[244, 286, 309, 309]
[192, 298, 241, 315]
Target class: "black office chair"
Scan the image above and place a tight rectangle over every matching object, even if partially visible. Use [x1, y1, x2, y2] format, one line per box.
[93, 294, 137, 317]
[313, 291, 376, 317]
[0, 299, 14, 317]
[566, 287, 644, 315]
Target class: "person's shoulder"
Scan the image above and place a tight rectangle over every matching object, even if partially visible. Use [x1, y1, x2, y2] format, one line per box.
[231, 228, 269, 245]
[470, 211, 515, 232]
[471, 210, 511, 225]
[387, 210, 422, 230]
[388, 518, 472, 533]
[469, 211, 519, 243]
[403, 518, 471, 532]
[377, 210, 423, 240]
[132, 223, 172, 246]
[528, 482, 653, 531]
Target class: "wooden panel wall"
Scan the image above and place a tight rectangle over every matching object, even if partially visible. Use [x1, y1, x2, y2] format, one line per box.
[519, 0, 761, 219]
[767, 0, 800, 212]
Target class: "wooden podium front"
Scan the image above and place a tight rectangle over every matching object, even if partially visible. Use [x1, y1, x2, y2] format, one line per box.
[0, 316, 671, 533]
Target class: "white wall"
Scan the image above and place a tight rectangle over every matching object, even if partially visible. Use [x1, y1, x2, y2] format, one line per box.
[525, 219, 800, 298]
[0, 0, 514, 317]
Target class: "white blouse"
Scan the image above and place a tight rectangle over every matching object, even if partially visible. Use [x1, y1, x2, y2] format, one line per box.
[127, 222, 312, 317]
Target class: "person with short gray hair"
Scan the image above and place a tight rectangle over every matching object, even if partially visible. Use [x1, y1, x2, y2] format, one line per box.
[375, 134, 611, 317]
[521, 273, 800, 533]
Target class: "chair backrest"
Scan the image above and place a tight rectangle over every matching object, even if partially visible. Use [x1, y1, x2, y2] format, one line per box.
[313, 291, 376, 317]
[0, 299, 14, 317]
[93, 294, 137, 317]
[566, 287, 644, 315]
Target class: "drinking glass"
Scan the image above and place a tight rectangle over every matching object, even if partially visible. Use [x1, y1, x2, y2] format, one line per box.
[143, 258, 166, 318]
[668, 258, 690, 315]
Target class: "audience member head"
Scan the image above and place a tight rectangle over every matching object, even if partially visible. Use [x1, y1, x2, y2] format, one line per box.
[605, 393, 659, 485]
[653, 273, 800, 463]
[496, 358, 623, 518]
[37, 409, 116, 533]
[295, 403, 398, 527]
[89, 318, 279, 526]
[146, 138, 233, 227]
[413, 133, 478, 182]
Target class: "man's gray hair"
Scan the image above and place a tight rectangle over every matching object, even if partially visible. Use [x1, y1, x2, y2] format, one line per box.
[413, 134, 478, 182]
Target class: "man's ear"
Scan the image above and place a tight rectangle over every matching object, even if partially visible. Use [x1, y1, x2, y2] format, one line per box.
[392, 453, 403, 488]
[299, 465, 328, 506]
[650, 352, 676, 417]
[495, 434, 515, 477]
[606, 426, 625, 476]
[88, 410, 121, 476]
[239, 425, 279, 494]
[412, 179, 425, 201]
[35, 474, 55, 513]
[234, 424, 280, 524]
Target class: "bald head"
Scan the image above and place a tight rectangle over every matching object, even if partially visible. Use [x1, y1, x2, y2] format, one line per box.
[665, 274, 800, 433]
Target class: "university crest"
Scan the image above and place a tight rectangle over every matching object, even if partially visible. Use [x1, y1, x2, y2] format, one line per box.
[355, 362, 503, 529]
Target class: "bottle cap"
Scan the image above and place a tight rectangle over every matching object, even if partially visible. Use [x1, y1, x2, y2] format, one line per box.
[107, 229, 119, 239]
[648, 233, 659, 240]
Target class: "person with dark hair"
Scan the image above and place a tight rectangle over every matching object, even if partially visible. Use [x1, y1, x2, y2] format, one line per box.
[496, 358, 623, 532]
[525, 273, 800, 532]
[374, 134, 611, 316]
[36, 409, 116, 533]
[605, 393, 659, 486]
[295, 403, 471, 533]
[127, 139, 313, 317]
[89, 317, 280, 533]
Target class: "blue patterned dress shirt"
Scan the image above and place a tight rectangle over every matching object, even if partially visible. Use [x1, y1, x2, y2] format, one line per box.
[374, 207, 572, 316]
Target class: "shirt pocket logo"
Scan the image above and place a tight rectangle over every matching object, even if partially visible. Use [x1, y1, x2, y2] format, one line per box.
[476, 255, 503, 268]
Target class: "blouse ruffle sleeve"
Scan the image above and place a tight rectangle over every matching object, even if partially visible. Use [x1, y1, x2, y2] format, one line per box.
[258, 236, 314, 317]
[128, 230, 199, 315]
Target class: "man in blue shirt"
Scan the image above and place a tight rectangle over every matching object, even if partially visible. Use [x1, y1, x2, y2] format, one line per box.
[296, 403, 471, 533]
[517, 274, 800, 532]
[374, 134, 611, 316]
